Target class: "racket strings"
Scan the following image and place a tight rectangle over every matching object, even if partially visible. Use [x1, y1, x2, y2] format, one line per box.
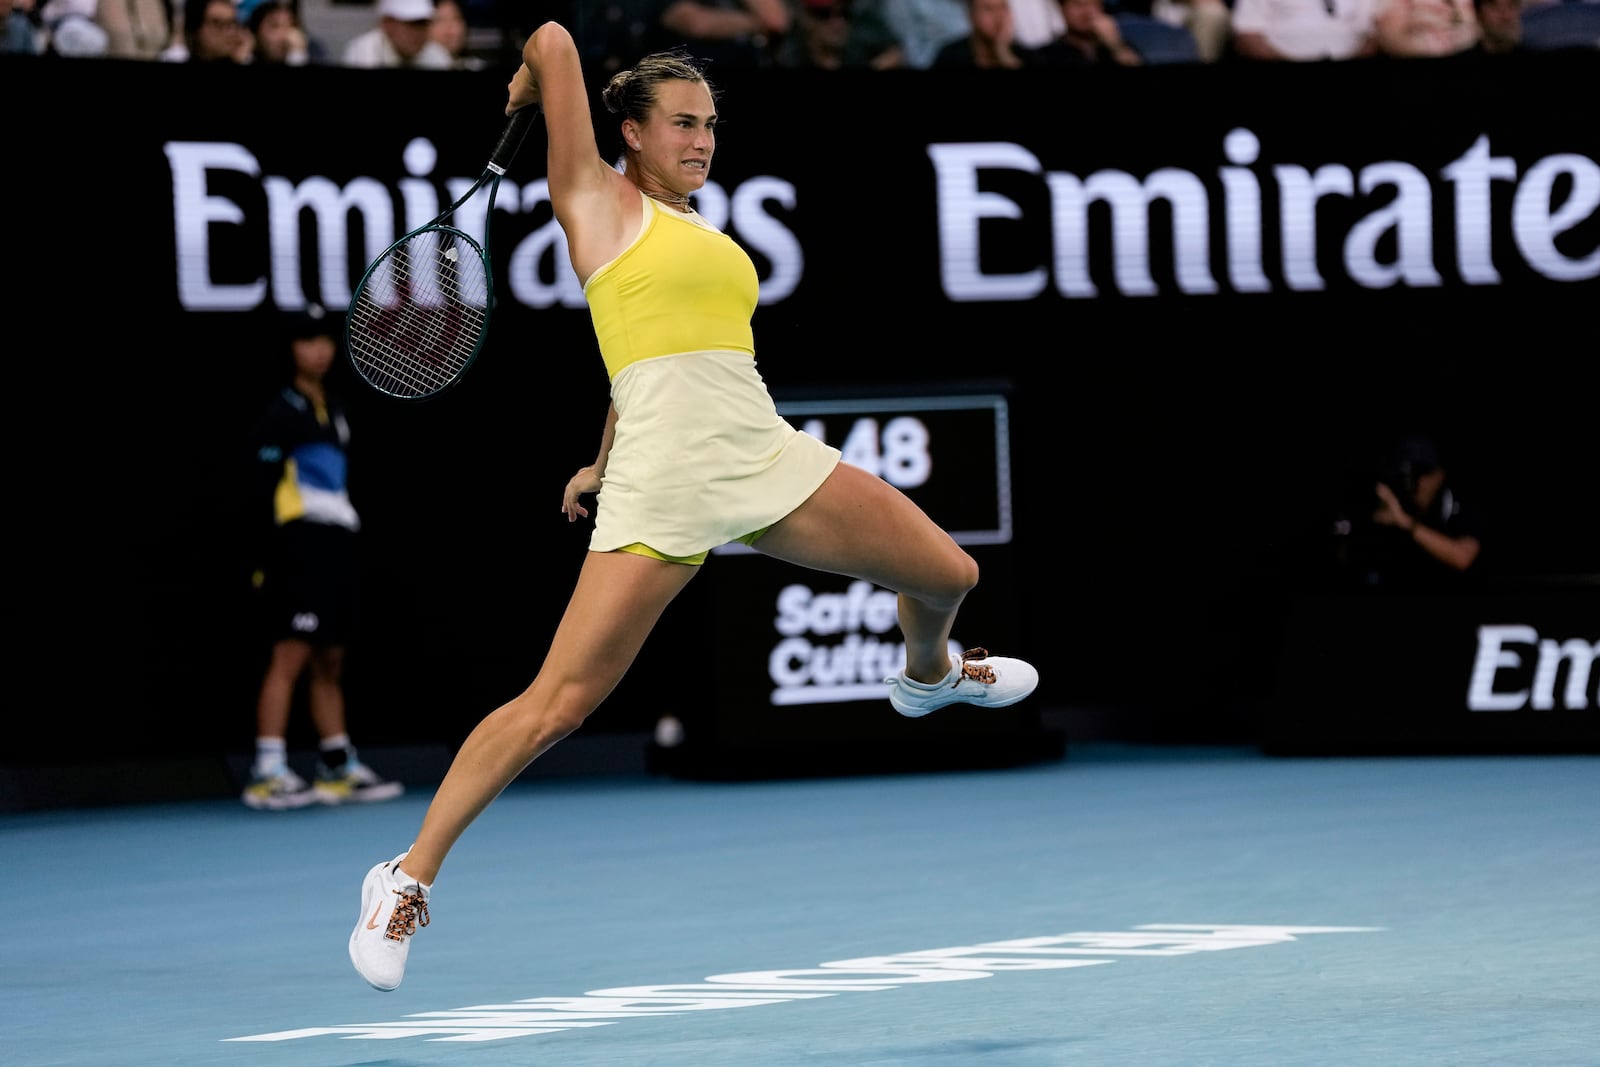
[348, 228, 491, 400]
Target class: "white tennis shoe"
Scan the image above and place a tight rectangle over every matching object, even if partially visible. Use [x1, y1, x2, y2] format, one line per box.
[886, 647, 1039, 718]
[349, 850, 430, 992]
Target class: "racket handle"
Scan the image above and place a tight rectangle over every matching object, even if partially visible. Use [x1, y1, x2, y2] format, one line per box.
[489, 106, 539, 174]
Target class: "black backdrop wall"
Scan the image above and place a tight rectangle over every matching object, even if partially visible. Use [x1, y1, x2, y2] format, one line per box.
[5, 51, 1597, 772]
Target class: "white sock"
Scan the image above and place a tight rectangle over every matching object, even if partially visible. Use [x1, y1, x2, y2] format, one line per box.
[394, 865, 432, 893]
[254, 737, 288, 776]
[900, 667, 951, 690]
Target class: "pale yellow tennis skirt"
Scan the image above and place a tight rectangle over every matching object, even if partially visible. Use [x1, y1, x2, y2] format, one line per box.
[591, 350, 842, 564]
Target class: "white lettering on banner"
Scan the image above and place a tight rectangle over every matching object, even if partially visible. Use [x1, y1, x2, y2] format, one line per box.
[1467, 624, 1600, 711]
[774, 580, 898, 636]
[926, 141, 1049, 300]
[165, 142, 268, 310]
[167, 131, 1597, 311]
[224, 923, 1381, 1045]
[164, 139, 801, 312]
[930, 130, 1600, 300]
[768, 581, 957, 705]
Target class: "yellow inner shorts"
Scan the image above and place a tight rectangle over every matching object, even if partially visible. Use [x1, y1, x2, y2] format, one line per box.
[617, 525, 772, 566]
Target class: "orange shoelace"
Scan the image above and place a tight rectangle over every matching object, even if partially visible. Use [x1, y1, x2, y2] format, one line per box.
[385, 889, 430, 943]
[957, 648, 995, 686]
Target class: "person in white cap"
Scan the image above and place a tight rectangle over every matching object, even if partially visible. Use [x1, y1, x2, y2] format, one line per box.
[341, 0, 453, 68]
[38, 0, 108, 56]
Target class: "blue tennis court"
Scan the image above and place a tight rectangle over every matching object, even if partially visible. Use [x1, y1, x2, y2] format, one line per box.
[7, 743, 1597, 1066]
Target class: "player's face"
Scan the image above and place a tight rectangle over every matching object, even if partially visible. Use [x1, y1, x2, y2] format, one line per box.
[641, 80, 716, 192]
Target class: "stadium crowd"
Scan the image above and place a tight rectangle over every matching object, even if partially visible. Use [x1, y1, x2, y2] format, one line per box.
[7, 0, 1594, 67]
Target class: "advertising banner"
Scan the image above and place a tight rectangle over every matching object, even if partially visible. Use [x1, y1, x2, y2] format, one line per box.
[6, 53, 1597, 765]
[1267, 585, 1600, 754]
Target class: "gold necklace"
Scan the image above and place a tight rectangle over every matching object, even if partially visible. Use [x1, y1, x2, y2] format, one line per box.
[647, 190, 692, 212]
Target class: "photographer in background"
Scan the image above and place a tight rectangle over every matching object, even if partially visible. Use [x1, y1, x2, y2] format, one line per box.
[1334, 433, 1485, 593]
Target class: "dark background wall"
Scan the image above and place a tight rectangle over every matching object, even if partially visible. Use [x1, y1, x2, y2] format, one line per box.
[4, 53, 1597, 782]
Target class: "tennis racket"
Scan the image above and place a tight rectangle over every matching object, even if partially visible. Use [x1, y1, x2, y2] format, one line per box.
[346, 106, 539, 400]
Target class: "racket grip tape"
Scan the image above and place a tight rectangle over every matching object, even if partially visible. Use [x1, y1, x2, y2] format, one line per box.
[490, 106, 539, 172]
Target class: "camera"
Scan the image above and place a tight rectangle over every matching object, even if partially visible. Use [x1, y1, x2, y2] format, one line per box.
[1375, 458, 1419, 508]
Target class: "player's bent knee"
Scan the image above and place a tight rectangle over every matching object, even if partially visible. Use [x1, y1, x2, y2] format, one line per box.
[910, 549, 978, 607]
[942, 549, 980, 599]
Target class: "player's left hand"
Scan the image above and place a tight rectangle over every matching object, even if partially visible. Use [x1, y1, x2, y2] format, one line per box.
[562, 465, 602, 522]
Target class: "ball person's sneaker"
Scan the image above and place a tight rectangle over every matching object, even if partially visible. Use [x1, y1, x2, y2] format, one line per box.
[314, 758, 405, 806]
[349, 851, 430, 991]
[240, 767, 317, 810]
[885, 647, 1039, 718]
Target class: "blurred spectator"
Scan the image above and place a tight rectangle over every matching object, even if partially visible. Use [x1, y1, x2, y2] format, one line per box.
[1230, 0, 1379, 60]
[429, 0, 487, 67]
[646, 0, 792, 67]
[855, 0, 971, 66]
[1029, 0, 1144, 62]
[1518, 0, 1600, 51]
[1373, 0, 1480, 56]
[1330, 433, 1486, 593]
[1147, 0, 1231, 61]
[1471, 0, 1523, 52]
[38, 0, 108, 55]
[1007, 0, 1063, 47]
[342, 0, 453, 68]
[774, 0, 902, 66]
[576, 0, 659, 72]
[44, 0, 177, 59]
[242, 0, 327, 64]
[103, 0, 173, 56]
[177, 0, 251, 62]
[932, 0, 1029, 64]
[3, 0, 44, 53]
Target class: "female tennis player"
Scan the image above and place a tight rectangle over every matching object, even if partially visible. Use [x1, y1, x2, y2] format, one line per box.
[349, 20, 1039, 991]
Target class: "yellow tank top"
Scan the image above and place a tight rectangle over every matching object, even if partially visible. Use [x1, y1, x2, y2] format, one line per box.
[584, 194, 758, 380]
